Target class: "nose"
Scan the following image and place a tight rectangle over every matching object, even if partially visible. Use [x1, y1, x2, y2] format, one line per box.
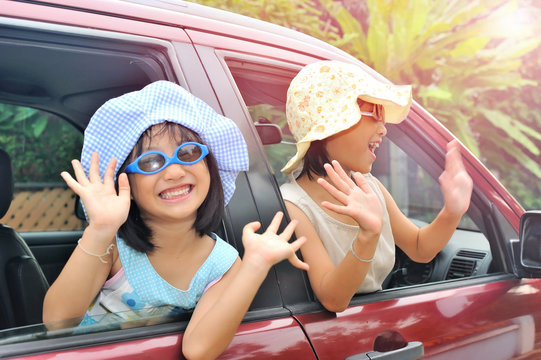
[162, 162, 186, 180]
[377, 122, 387, 136]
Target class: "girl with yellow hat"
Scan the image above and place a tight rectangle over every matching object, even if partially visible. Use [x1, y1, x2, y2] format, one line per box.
[280, 61, 473, 312]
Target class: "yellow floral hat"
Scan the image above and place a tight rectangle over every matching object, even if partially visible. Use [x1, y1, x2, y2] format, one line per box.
[281, 60, 412, 174]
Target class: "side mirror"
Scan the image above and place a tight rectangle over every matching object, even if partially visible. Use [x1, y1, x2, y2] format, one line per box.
[520, 211, 541, 269]
[255, 122, 282, 145]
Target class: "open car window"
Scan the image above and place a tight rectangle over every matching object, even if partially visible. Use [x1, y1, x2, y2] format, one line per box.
[226, 57, 496, 294]
[0, 103, 84, 234]
[0, 21, 185, 344]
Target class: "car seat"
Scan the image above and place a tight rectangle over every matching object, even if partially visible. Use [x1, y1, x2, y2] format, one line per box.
[0, 148, 49, 329]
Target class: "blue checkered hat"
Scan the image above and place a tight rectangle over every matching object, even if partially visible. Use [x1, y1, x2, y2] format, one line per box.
[81, 80, 248, 205]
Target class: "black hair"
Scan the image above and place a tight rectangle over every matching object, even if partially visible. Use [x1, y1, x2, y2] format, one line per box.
[296, 139, 332, 180]
[298, 98, 370, 180]
[117, 122, 224, 253]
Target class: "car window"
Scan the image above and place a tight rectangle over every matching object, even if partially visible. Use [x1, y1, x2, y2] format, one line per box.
[0, 103, 84, 232]
[0, 22, 182, 345]
[225, 59, 299, 185]
[227, 58, 493, 292]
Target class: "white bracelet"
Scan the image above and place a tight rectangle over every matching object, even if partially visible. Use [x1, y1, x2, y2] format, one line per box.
[77, 239, 115, 264]
[350, 241, 374, 263]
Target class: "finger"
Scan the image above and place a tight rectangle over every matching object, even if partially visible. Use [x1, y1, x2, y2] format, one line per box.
[265, 212, 284, 234]
[445, 150, 464, 179]
[447, 139, 459, 151]
[288, 237, 309, 270]
[445, 141, 466, 173]
[117, 173, 131, 201]
[324, 162, 354, 194]
[278, 219, 298, 240]
[352, 172, 374, 194]
[331, 160, 356, 188]
[88, 152, 102, 183]
[288, 254, 309, 271]
[317, 177, 349, 204]
[242, 221, 262, 237]
[288, 235, 307, 251]
[71, 159, 90, 185]
[103, 158, 118, 188]
[60, 171, 83, 195]
[320, 200, 348, 215]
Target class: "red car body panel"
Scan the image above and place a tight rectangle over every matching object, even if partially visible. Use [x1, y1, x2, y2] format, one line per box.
[296, 278, 541, 359]
[15, 318, 315, 360]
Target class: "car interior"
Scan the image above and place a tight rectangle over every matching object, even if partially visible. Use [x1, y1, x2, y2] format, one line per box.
[0, 148, 49, 330]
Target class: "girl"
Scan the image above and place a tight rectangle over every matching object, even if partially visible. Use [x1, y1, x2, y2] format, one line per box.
[43, 81, 308, 360]
[280, 61, 472, 313]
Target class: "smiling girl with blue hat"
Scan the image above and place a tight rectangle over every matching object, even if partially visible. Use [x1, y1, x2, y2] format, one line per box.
[43, 81, 308, 359]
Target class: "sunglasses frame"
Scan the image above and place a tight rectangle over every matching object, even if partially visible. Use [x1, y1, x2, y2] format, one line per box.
[359, 104, 385, 123]
[125, 142, 209, 175]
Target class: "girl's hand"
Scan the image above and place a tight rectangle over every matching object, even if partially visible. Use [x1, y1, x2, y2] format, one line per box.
[317, 160, 383, 237]
[439, 140, 473, 217]
[60, 152, 131, 232]
[242, 212, 308, 271]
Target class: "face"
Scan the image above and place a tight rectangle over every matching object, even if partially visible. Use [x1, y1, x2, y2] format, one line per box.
[126, 125, 211, 226]
[325, 101, 387, 174]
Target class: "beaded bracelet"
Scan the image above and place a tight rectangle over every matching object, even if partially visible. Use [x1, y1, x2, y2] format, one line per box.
[350, 241, 374, 263]
[77, 239, 115, 264]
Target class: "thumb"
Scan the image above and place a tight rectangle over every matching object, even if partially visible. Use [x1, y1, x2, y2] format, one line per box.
[242, 221, 262, 237]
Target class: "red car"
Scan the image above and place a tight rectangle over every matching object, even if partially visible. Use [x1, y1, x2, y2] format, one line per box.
[1, 1, 541, 359]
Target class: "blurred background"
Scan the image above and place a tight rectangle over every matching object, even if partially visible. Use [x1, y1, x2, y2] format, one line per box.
[190, 0, 541, 210]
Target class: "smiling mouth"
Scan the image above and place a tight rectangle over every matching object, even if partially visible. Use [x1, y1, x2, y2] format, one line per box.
[368, 142, 379, 154]
[159, 185, 192, 199]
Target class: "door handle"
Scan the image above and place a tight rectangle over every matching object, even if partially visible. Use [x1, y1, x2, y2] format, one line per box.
[345, 341, 424, 360]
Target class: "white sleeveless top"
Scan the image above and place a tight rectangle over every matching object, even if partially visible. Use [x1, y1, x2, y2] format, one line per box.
[280, 173, 395, 293]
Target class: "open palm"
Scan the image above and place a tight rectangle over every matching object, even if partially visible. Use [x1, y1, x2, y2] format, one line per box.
[439, 140, 473, 217]
[242, 212, 308, 271]
[61, 152, 131, 232]
[317, 160, 383, 237]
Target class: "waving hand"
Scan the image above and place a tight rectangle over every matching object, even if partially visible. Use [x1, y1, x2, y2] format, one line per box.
[60, 152, 131, 232]
[317, 160, 383, 237]
[439, 140, 473, 217]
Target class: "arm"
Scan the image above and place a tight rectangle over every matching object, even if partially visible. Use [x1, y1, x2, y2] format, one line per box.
[388, 139, 473, 263]
[287, 161, 383, 313]
[42, 152, 131, 325]
[181, 212, 307, 360]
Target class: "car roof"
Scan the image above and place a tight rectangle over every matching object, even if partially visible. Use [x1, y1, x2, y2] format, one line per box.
[0, 0, 362, 130]
[41, 0, 358, 62]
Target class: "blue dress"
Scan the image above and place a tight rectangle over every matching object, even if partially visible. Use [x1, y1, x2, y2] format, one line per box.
[79, 233, 238, 326]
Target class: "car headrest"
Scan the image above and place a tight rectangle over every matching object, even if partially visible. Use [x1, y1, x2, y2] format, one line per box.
[0, 149, 14, 219]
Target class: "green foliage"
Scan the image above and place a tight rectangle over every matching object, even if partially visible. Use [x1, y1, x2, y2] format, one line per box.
[190, 0, 541, 210]
[0, 103, 83, 184]
[323, 0, 541, 210]
[191, 0, 341, 42]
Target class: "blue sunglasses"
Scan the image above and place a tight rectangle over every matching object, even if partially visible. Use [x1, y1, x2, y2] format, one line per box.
[125, 142, 209, 175]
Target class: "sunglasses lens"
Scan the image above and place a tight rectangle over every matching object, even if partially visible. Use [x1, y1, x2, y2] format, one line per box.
[377, 105, 384, 122]
[138, 153, 165, 173]
[177, 144, 203, 163]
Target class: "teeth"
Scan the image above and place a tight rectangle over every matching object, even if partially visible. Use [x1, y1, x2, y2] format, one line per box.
[369, 142, 379, 151]
[160, 186, 191, 199]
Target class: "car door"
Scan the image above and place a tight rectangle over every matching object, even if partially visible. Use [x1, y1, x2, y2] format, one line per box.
[210, 52, 541, 359]
[292, 109, 541, 359]
[0, 3, 316, 359]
